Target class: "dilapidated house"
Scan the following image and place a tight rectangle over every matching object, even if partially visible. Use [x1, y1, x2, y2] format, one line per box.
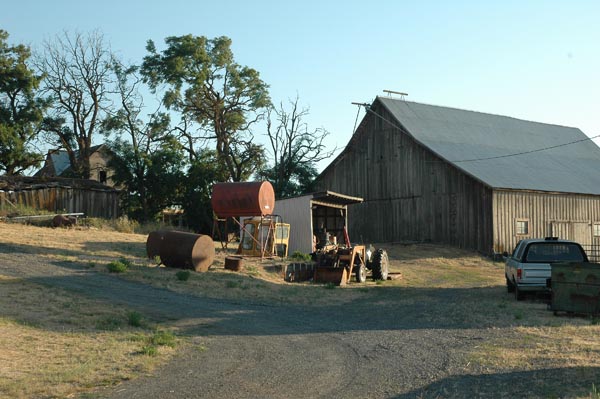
[36, 144, 116, 187]
[315, 97, 600, 257]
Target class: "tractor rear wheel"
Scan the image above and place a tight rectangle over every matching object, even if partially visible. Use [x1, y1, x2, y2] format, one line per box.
[371, 249, 389, 281]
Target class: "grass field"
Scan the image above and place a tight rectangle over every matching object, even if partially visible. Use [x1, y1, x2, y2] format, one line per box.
[1, 222, 600, 398]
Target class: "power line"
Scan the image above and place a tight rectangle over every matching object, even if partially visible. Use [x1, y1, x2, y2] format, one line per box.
[357, 103, 600, 163]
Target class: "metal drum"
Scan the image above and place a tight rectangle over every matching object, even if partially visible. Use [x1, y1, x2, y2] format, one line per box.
[211, 181, 275, 217]
[147, 230, 215, 272]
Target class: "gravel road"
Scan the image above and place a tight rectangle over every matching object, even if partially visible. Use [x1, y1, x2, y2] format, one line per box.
[1, 250, 595, 398]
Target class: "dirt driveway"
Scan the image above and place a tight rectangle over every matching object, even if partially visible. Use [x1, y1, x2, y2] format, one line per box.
[1, 240, 599, 398]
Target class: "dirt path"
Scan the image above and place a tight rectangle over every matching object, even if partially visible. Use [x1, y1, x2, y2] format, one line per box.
[1, 250, 595, 398]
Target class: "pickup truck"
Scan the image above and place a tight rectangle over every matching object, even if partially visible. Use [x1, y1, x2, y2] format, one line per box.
[505, 237, 588, 300]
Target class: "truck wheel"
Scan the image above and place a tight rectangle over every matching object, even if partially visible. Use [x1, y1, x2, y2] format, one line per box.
[514, 282, 524, 301]
[371, 249, 389, 280]
[506, 275, 515, 293]
[355, 264, 366, 283]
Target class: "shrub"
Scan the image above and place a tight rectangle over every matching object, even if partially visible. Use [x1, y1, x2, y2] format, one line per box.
[114, 216, 139, 233]
[149, 330, 176, 347]
[176, 270, 191, 281]
[290, 251, 312, 262]
[106, 261, 128, 273]
[141, 345, 157, 356]
[127, 311, 144, 327]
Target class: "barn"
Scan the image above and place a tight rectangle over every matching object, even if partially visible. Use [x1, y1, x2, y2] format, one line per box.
[314, 97, 600, 259]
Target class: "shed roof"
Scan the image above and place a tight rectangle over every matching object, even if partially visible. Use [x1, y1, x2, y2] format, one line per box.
[310, 191, 363, 208]
[377, 97, 600, 195]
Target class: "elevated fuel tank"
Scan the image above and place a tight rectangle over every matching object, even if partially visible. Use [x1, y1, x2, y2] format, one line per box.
[211, 181, 275, 218]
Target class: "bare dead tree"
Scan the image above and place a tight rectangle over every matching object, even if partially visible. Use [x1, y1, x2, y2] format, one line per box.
[263, 95, 337, 197]
[35, 30, 113, 179]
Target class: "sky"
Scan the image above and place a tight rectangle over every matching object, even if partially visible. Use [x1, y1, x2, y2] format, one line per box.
[3, 1, 600, 171]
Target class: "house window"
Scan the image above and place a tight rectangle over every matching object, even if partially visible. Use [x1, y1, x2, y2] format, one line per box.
[594, 223, 600, 237]
[516, 219, 529, 235]
[99, 170, 107, 184]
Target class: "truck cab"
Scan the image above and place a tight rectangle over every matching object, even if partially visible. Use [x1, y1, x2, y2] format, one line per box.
[505, 237, 588, 300]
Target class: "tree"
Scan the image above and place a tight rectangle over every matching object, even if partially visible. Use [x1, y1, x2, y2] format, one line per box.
[103, 58, 184, 221]
[141, 35, 271, 181]
[35, 30, 113, 179]
[0, 30, 46, 175]
[181, 149, 229, 233]
[261, 96, 336, 198]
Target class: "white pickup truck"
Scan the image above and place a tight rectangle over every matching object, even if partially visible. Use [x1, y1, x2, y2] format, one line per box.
[505, 237, 588, 300]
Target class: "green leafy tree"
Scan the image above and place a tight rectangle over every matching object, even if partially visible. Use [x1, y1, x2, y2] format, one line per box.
[260, 96, 336, 198]
[109, 135, 186, 221]
[181, 149, 229, 233]
[0, 30, 46, 175]
[36, 30, 113, 179]
[104, 58, 184, 221]
[141, 35, 271, 181]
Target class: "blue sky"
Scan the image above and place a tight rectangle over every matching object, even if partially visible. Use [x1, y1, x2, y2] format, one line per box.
[3, 1, 599, 170]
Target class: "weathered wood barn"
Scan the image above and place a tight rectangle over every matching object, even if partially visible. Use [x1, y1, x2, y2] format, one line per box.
[0, 176, 119, 219]
[315, 97, 600, 257]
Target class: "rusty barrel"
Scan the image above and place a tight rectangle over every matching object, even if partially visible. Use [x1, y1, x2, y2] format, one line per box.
[146, 230, 168, 259]
[147, 230, 215, 272]
[211, 181, 275, 218]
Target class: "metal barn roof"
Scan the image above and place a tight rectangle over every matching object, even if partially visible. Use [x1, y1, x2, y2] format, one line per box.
[378, 97, 600, 195]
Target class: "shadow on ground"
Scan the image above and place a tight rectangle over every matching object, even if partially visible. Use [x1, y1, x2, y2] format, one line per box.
[394, 366, 600, 398]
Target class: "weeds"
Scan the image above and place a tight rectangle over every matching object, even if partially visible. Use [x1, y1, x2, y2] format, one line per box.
[324, 282, 336, 289]
[127, 311, 144, 327]
[226, 280, 242, 289]
[290, 251, 312, 262]
[106, 261, 128, 273]
[95, 316, 124, 331]
[176, 270, 191, 281]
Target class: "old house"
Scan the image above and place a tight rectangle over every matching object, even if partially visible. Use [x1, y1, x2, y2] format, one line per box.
[36, 144, 116, 187]
[315, 97, 600, 257]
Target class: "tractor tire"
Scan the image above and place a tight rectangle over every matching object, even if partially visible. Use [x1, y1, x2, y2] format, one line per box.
[371, 249, 389, 281]
[355, 263, 367, 283]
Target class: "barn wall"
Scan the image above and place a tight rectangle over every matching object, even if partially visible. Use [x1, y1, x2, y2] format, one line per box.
[493, 190, 600, 255]
[317, 102, 494, 253]
[0, 187, 119, 219]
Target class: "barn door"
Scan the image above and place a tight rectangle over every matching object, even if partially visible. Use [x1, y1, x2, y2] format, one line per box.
[573, 222, 592, 248]
[551, 222, 571, 240]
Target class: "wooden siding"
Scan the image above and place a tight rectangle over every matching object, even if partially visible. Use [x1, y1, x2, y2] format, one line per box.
[316, 102, 494, 253]
[0, 186, 119, 219]
[493, 190, 600, 254]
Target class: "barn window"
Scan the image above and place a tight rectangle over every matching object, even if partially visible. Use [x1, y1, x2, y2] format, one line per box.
[594, 223, 600, 237]
[99, 170, 107, 184]
[516, 219, 529, 235]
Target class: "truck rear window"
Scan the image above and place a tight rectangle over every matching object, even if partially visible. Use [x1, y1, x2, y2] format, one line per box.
[524, 243, 585, 263]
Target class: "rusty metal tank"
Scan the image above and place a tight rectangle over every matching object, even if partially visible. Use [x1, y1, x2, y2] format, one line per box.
[211, 181, 275, 218]
[146, 230, 215, 272]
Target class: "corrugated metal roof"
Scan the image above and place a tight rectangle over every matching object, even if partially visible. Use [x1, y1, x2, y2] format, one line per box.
[378, 97, 600, 195]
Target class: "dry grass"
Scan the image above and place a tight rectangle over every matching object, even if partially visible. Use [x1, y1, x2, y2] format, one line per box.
[2, 222, 600, 397]
[0, 275, 179, 399]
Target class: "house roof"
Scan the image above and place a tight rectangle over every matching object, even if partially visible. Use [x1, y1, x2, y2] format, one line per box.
[377, 97, 600, 195]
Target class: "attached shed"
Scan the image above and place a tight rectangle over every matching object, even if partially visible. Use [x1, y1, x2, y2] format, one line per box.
[315, 97, 600, 258]
[275, 191, 363, 255]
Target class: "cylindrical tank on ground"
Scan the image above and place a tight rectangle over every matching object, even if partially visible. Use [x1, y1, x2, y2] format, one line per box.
[146, 230, 167, 259]
[211, 181, 275, 218]
[146, 230, 215, 272]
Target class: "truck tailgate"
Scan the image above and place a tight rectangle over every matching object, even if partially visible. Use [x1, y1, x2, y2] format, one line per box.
[523, 263, 551, 283]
